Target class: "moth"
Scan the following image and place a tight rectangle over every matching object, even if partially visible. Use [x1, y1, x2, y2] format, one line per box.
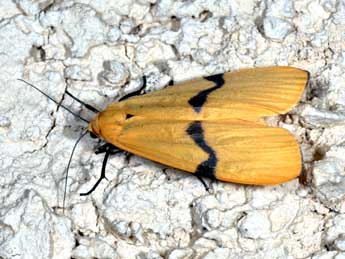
[20, 66, 309, 197]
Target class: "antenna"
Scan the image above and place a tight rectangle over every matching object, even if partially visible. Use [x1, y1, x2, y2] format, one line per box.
[17, 79, 90, 123]
[63, 130, 88, 213]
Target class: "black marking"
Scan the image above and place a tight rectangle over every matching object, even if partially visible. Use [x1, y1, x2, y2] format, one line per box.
[186, 121, 217, 179]
[126, 114, 134, 120]
[188, 73, 224, 113]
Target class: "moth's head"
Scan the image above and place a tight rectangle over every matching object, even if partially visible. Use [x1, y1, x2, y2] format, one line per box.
[88, 107, 126, 143]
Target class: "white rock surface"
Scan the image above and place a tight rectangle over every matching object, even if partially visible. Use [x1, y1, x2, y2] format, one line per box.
[0, 190, 74, 259]
[1, 0, 345, 258]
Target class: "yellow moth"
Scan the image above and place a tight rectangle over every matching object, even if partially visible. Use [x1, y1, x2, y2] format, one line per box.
[19, 66, 309, 198]
[87, 66, 309, 186]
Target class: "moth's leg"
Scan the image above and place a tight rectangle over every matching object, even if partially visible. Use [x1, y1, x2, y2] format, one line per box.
[196, 175, 210, 192]
[299, 161, 308, 185]
[65, 90, 100, 113]
[118, 76, 147, 101]
[94, 143, 108, 154]
[80, 145, 121, 196]
[95, 143, 120, 155]
[124, 152, 131, 163]
[108, 146, 122, 155]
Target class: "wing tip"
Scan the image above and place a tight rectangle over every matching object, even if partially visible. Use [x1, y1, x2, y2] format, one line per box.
[286, 66, 310, 103]
[296, 67, 311, 102]
[279, 66, 311, 82]
[304, 69, 311, 89]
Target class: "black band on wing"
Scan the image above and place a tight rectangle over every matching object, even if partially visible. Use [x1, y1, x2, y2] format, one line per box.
[186, 121, 217, 179]
[188, 73, 225, 113]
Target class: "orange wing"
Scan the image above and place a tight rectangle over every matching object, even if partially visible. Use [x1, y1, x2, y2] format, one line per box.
[89, 66, 309, 185]
[112, 119, 301, 185]
[111, 66, 308, 121]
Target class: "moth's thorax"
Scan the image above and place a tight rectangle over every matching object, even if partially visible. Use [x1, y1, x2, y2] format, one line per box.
[88, 105, 126, 143]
